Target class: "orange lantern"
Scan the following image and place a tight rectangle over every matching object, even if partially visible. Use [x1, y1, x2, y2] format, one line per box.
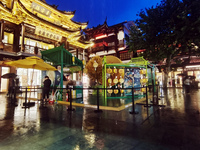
[114, 89, 118, 94]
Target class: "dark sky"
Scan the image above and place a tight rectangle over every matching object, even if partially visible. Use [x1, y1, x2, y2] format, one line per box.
[45, 0, 162, 28]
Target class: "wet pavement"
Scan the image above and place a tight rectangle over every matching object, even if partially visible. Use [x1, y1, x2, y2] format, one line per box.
[0, 88, 200, 150]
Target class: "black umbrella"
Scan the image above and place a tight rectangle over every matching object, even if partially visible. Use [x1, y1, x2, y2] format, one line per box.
[1, 73, 17, 79]
[177, 73, 187, 76]
[186, 75, 196, 79]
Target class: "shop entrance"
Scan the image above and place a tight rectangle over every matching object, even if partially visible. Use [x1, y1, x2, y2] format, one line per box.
[0, 67, 10, 92]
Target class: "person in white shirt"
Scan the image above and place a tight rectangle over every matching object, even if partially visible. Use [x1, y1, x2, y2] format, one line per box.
[184, 78, 191, 94]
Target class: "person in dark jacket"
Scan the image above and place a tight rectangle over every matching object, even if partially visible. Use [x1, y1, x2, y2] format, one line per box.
[43, 76, 51, 102]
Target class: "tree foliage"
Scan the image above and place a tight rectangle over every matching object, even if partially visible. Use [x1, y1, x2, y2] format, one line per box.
[84, 56, 102, 84]
[127, 0, 200, 88]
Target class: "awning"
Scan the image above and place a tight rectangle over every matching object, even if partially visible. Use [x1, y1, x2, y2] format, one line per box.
[41, 45, 83, 67]
[41, 44, 83, 88]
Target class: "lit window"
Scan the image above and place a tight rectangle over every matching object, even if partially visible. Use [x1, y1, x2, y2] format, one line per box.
[2, 35, 8, 43]
[118, 31, 124, 40]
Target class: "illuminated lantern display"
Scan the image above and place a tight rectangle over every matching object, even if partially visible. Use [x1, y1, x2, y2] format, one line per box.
[107, 89, 113, 94]
[140, 70, 143, 74]
[107, 68, 112, 74]
[114, 89, 118, 94]
[113, 78, 118, 84]
[82, 59, 86, 67]
[108, 78, 112, 84]
[72, 55, 75, 64]
[93, 60, 98, 71]
[119, 69, 124, 74]
[119, 78, 124, 83]
[113, 68, 117, 73]
[120, 89, 124, 93]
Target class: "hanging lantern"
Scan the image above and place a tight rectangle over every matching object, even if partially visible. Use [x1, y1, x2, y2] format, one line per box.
[107, 85, 113, 94]
[140, 70, 143, 74]
[119, 69, 124, 74]
[82, 59, 86, 66]
[93, 60, 98, 71]
[107, 89, 113, 94]
[114, 89, 119, 94]
[72, 55, 75, 64]
[141, 88, 146, 92]
[107, 68, 112, 74]
[113, 78, 118, 84]
[113, 68, 117, 73]
[108, 78, 112, 84]
[119, 78, 124, 83]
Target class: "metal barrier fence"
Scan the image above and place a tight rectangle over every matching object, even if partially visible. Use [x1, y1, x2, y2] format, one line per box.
[9, 85, 162, 114]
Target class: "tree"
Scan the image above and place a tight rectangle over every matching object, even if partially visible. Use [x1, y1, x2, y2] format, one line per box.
[84, 56, 102, 85]
[127, 0, 200, 88]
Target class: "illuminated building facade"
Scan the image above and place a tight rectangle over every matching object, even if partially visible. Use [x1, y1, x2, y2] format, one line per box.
[0, 0, 92, 92]
[84, 20, 135, 63]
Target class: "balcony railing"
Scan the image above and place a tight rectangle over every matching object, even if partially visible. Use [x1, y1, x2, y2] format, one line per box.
[3, 43, 47, 55]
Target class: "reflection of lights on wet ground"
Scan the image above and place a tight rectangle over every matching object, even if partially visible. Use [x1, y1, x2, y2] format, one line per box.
[74, 145, 80, 150]
[84, 134, 96, 148]
[83, 89, 89, 104]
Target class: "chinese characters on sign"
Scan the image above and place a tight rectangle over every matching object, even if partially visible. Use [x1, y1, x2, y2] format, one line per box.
[35, 27, 62, 41]
[31, 2, 52, 17]
[184, 67, 200, 71]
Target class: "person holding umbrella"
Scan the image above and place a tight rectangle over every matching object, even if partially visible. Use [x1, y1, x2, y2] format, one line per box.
[184, 77, 192, 94]
[43, 76, 51, 102]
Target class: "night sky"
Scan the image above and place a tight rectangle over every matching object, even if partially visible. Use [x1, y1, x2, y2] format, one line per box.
[45, 0, 162, 28]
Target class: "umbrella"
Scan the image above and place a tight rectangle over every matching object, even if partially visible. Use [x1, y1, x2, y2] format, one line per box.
[5, 56, 57, 99]
[186, 75, 196, 79]
[177, 73, 187, 76]
[1, 73, 17, 78]
[5, 56, 57, 71]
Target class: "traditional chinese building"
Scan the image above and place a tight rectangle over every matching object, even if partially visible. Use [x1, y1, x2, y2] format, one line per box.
[0, 0, 92, 92]
[84, 20, 135, 63]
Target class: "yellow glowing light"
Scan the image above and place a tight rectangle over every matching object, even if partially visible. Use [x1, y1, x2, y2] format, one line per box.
[93, 60, 98, 68]
[119, 78, 124, 83]
[108, 78, 112, 83]
[119, 69, 124, 74]
[107, 89, 113, 94]
[113, 78, 118, 84]
[72, 56, 75, 62]
[107, 68, 112, 74]
[114, 89, 118, 94]
[113, 68, 117, 73]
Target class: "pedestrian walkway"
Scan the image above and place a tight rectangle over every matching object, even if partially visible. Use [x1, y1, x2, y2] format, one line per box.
[0, 88, 200, 149]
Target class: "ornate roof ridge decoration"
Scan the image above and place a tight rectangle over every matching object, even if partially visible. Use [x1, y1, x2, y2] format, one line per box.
[32, 0, 75, 17]
[0, 1, 11, 13]
[85, 20, 129, 34]
[26, 0, 87, 29]
[85, 19, 108, 32]
[70, 19, 88, 27]
[17, 0, 80, 33]
[0, 0, 93, 49]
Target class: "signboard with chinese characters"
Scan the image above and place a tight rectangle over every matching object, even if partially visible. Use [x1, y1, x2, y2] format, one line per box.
[35, 27, 62, 41]
[31, 2, 52, 17]
[184, 67, 200, 71]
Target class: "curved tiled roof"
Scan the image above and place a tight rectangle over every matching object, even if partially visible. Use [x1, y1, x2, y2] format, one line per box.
[18, 0, 80, 33]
